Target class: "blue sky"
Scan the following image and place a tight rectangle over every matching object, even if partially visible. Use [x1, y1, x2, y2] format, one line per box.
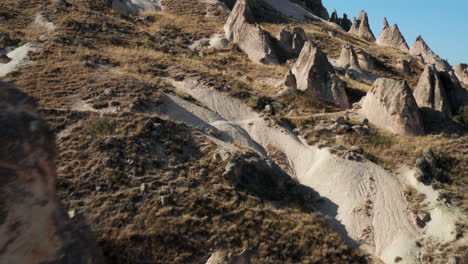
[327, 0, 468, 65]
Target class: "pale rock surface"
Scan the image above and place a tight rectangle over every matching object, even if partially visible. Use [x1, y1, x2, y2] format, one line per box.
[224, 0, 278, 64]
[410, 36, 451, 71]
[291, 41, 349, 109]
[355, 47, 375, 71]
[0, 80, 104, 264]
[446, 70, 468, 112]
[338, 44, 361, 71]
[276, 69, 297, 97]
[397, 59, 412, 75]
[348, 11, 376, 42]
[454, 63, 468, 87]
[0, 43, 36, 78]
[376, 20, 409, 52]
[112, 0, 162, 14]
[206, 249, 251, 264]
[278, 26, 307, 58]
[413, 65, 452, 116]
[359, 78, 424, 135]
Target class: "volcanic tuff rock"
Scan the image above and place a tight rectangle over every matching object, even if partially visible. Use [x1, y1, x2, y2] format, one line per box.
[397, 58, 412, 75]
[112, 0, 162, 14]
[0, 80, 104, 264]
[355, 47, 375, 71]
[291, 41, 349, 109]
[329, 9, 352, 31]
[224, 0, 278, 64]
[376, 20, 409, 52]
[410, 36, 451, 71]
[277, 69, 297, 97]
[455, 63, 468, 87]
[206, 249, 252, 264]
[278, 26, 307, 58]
[413, 65, 452, 116]
[348, 11, 376, 42]
[358, 78, 424, 135]
[446, 70, 468, 112]
[338, 44, 361, 71]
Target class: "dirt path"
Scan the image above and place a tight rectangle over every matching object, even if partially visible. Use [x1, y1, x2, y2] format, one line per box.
[156, 78, 423, 263]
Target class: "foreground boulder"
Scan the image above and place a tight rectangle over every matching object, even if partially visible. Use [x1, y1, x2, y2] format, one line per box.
[329, 9, 352, 31]
[413, 65, 452, 116]
[348, 11, 376, 42]
[224, 0, 278, 64]
[278, 26, 307, 58]
[112, 0, 162, 14]
[0, 80, 104, 264]
[358, 78, 424, 135]
[291, 41, 349, 109]
[455, 63, 468, 87]
[410, 36, 451, 71]
[376, 18, 409, 52]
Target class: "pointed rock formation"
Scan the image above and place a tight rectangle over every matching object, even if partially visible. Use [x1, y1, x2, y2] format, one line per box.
[224, 0, 278, 64]
[348, 11, 376, 42]
[355, 48, 375, 71]
[376, 20, 409, 52]
[329, 9, 352, 31]
[446, 70, 468, 112]
[291, 41, 349, 109]
[0, 80, 104, 264]
[413, 65, 452, 116]
[397, 59, 412, 75]
[359, 78, 424, 135]
[278, 26, 307, 58]
[338, 44, 361, 71]
[410, 36, 451, 71]
[112, 0, 162, 14]
[277, 69, 297, 97]
[382, 17, 389, 29]
[454, 63, 468, 87]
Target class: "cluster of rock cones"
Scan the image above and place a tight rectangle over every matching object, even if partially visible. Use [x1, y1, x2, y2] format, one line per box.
[225, 0, 467, 136]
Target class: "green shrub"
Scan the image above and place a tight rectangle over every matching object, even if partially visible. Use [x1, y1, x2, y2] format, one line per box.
[87, 117, 115, 135]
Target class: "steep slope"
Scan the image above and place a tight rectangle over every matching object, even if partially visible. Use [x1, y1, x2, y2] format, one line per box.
[0, 0, 466, 263]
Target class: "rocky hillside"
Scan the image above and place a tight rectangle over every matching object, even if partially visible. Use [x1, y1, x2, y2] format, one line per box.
[0, 0, 466, 264]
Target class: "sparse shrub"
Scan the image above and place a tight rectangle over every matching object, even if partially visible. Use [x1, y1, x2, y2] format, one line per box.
[367, 132, 393, 148]
[452, 106, 468, 128]
[87, 117, 115, 135]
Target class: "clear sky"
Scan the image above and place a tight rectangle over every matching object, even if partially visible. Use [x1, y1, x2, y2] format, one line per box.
[327, 0, 468, 66]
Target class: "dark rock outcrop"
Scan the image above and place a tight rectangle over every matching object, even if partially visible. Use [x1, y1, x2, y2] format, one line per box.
[0, 80, 104, 264]
[224, 0, 278, 64]
[278, 26, 307, 58]
[348, 11, 376, 42]
[358, 78, 424, 135]
[291, 41, 349, 109]
[293, 0, 329, 20]
[329, 9, 352, 31]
